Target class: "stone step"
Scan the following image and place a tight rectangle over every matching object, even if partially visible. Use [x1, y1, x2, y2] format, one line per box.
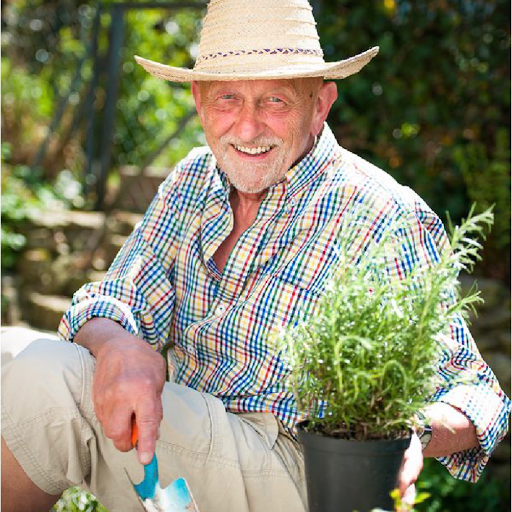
[25, 292, 71, 333]
[106, 211, 143, 237]
[109, 165, 170, 213]
[20, 210, 141, 254]
[19, 210, 105, 256]
[27, 209, 105, 230]
[103, 233, 131, 266]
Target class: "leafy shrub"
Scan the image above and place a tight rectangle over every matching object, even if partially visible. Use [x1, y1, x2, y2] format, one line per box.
[1, 1, 205, 195]
[417, 458, 509, 512]
[1, 143, 83, 271]
[52, 487, 108, 512]
[282, 206, 492, 438]
[317, 0, 510, 279]
[454, 128, 511, 280]
[1, 57, 54, 157]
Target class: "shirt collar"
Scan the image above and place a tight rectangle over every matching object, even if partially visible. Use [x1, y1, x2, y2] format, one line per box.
[284, 123, 338, 199]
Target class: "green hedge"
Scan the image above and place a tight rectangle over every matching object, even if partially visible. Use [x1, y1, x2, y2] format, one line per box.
[316, 0, 510, 280]
[2, 0, 509, 278]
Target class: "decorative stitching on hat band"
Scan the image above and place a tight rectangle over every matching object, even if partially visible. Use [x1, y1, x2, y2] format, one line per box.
[195, 47, 323, 66]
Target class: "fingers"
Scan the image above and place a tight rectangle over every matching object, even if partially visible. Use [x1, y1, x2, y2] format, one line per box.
[398, 433, 423, 496]
[103, 405, 135, 453]
[97, 395, 163, 461]
[135, 397, 163, 465]
[396, 483, 416, 512]
[98, 381, 163, 461]
[403, 483, 416, 505]
[87, 336, 167, 464]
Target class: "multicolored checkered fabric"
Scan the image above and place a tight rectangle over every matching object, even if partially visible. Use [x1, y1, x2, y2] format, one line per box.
[59, 124, 510, 482]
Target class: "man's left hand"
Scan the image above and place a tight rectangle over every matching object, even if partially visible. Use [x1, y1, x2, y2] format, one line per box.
[397, 432, 423, 509]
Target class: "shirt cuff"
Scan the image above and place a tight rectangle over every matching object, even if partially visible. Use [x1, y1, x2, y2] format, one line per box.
[58, 296, 140, 342]
[434, 383, 511, 482]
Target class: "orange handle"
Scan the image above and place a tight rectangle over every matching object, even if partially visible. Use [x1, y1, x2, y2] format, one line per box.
[131, 418, 138, 448]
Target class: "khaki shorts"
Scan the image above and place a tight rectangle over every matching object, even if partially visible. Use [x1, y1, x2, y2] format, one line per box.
[1, 329, 307, 512]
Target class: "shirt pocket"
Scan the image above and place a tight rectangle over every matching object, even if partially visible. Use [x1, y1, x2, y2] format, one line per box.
[237, 275, 320, 341]
[273, 237, 341, 295]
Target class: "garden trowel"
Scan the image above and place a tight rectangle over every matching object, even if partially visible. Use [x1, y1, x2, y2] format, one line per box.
[128, 422, 200, 512]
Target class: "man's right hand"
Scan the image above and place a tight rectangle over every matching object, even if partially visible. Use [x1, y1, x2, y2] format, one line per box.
[74, 318, 167, 465]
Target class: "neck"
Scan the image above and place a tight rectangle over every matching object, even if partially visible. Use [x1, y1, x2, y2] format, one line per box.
[296, 133, 316, 166]
[230, 187, 266, 216]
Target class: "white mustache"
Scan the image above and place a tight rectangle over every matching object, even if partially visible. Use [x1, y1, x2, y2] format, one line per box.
[220, 135, 283, 147]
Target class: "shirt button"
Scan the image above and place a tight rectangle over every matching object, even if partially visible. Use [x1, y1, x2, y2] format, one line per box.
[217, 305, 226, 314]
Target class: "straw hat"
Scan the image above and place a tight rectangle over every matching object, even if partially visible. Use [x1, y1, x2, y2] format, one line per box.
[135, 0, 379, 82]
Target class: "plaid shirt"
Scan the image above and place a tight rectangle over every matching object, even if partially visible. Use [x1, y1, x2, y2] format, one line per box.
[59, 124, 509, 483]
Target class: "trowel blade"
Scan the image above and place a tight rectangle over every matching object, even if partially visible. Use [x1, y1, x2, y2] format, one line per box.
[127, 454, 200, 512]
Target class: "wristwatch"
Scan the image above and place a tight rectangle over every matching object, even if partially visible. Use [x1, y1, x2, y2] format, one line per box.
[416, 410, 433, 451]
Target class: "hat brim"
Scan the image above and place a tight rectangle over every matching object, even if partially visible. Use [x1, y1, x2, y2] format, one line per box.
[134, 47, 379, 82]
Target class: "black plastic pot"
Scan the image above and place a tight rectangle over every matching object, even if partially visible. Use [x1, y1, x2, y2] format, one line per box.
[297, 421, 411, 512]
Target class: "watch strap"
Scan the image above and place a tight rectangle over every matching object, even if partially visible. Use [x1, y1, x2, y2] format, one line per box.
[416, 410, 433, 451]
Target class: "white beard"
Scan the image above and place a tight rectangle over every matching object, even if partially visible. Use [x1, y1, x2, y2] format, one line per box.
[214, 135, 289, 194]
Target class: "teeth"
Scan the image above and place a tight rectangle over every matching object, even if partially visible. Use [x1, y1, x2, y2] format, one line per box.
[234, 145, 272, 155]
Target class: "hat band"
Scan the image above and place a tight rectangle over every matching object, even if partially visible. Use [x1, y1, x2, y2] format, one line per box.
[195, 47, 324, 70]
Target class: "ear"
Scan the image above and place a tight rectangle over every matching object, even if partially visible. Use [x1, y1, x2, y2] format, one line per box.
[311, 81, 338, 138]
[191, 81, 205, 125]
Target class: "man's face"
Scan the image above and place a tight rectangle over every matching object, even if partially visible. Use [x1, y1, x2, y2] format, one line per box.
[192, 78, 337, 194]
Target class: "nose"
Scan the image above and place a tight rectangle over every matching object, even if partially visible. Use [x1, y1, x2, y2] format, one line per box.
[234, 102, 265, 142]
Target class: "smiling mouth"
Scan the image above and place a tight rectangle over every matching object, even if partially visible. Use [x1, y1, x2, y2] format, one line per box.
[232, 144, 275, 156]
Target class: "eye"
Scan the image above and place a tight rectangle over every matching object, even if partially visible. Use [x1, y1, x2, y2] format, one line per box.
[220, 94, 236, 100]
[264, 96, 288, 110]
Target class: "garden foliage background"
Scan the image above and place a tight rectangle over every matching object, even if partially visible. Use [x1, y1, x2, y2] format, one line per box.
[1, 0, 510, 511]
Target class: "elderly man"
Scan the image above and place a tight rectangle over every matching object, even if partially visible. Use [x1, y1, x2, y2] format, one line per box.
[2, 1, 510, 511]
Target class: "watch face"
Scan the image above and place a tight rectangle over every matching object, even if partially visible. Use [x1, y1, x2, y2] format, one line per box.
[420, 426, 433, 450]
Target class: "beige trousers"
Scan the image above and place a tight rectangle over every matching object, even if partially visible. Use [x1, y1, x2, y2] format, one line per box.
[1, 328, 307, 512]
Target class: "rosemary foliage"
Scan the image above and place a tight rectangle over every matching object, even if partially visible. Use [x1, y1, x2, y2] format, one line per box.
[283, 205, 493, 440]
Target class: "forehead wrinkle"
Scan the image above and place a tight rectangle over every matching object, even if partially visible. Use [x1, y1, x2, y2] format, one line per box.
[199, 78, 323, 99]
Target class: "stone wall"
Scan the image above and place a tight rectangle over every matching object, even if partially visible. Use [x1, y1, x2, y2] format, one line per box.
[2, 209, 142, 331]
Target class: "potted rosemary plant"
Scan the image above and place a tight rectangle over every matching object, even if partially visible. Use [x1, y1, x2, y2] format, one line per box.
[281, 206, 493, 512]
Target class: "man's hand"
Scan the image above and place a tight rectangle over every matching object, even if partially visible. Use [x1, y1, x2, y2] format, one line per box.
[74, 318, 167, 465]
[397, 402, 480, 510]
[397, 433, 423, 509]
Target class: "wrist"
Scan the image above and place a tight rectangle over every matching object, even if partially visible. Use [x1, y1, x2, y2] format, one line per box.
[75, 318, 142, 358]
[415, 410, 433, 452]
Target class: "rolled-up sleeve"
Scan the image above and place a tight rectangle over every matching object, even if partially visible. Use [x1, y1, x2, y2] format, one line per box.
[396, 205, 511, 482]
[432, 321, 511, 482]
[58, 174, 181, 349]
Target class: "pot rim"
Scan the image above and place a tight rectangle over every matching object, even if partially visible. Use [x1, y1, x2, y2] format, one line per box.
[296, 420, 412, 445]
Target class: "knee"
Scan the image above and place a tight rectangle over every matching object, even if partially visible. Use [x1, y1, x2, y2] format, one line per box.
[2, 338, 94, 415]
[2, 339, 97, 495]
[1, 327, 58, 366]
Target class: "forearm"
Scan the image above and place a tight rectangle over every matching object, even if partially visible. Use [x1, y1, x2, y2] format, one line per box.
[398, 402, 479, 498]
[422, 402, 479, 458]
[74, 317, 146, 358]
